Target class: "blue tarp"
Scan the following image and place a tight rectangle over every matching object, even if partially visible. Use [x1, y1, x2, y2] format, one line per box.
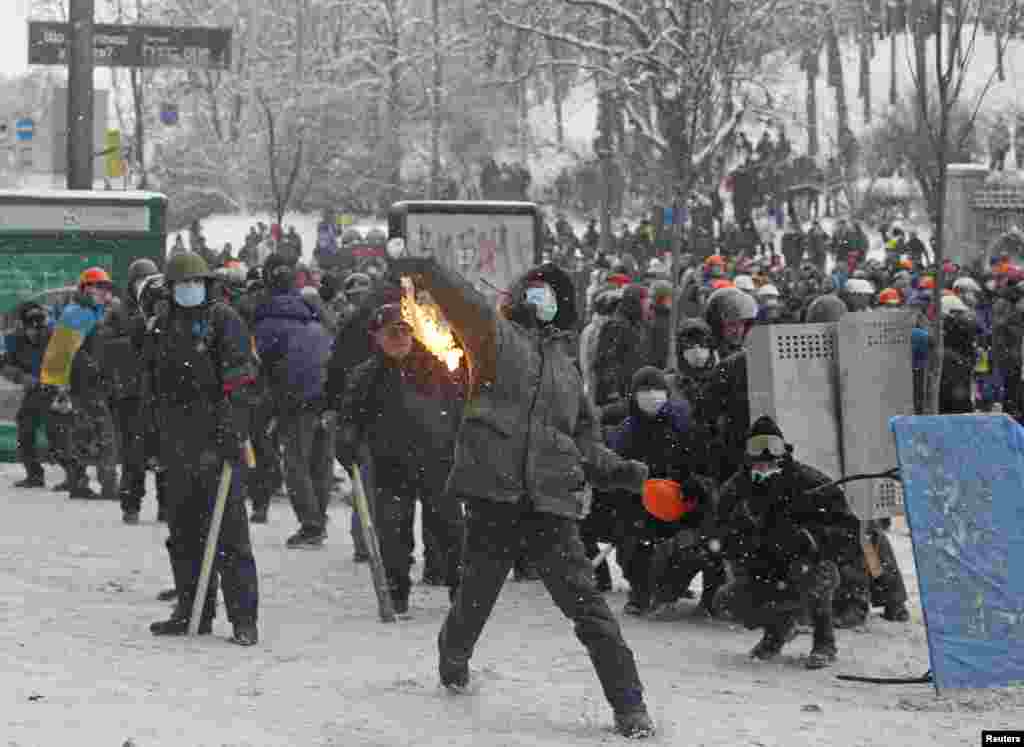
[891, 415, 1024, 690]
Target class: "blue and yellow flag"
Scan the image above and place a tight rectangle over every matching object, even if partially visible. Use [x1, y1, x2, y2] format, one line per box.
[40, 303, 101, 387]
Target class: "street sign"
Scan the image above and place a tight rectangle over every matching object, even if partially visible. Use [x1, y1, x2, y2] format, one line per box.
[28, 22, 232, 69]
[15, 119, 34, 142]
[159, 103, 178, 126]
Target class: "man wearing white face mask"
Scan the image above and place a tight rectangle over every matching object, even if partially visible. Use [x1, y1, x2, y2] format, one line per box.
[389, 255, 657, 738]
[144, 253, 261, 645]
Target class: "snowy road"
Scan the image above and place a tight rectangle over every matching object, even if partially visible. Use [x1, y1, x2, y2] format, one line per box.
[1, 464, 1020, 746]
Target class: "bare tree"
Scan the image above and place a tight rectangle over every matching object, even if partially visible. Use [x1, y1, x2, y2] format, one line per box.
[902, 0, 1023, 413]
[499, 0, 784, 362]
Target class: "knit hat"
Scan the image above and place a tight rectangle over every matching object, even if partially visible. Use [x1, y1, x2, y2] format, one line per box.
[651, 280, 674, 303]
[746, 416, 787, 459]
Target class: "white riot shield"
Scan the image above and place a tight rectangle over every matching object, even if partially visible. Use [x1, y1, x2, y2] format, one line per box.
[747, 323, 843, 481]
[837, 311, 915, 520]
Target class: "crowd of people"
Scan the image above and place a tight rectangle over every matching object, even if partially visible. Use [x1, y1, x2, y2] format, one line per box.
[3, 210, 1016, 740]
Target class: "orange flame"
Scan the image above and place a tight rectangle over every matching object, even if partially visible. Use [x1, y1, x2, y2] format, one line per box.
[400, 277, 464, 372]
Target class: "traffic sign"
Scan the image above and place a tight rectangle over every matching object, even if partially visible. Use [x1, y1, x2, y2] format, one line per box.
[15, 118, 34, 142]
[28, 22, 232, 69]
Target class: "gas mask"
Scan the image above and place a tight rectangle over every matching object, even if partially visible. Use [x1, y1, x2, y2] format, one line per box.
[525, 284, 558, 323]
[635, 389, 668, 416]
[682, 346, 712, 369]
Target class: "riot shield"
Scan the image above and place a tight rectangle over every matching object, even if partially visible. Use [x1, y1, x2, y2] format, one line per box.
[837, 311, 915, 520]
[746, 322, 843, 480]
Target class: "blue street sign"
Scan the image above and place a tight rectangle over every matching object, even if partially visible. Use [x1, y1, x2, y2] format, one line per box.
[662, 207, 674, 226]
[15, 118, 34, 142]
[160, 104, 178, 126]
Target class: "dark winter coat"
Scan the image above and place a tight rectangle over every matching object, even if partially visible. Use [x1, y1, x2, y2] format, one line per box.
[324, 284, 402, 409]
[390, 257, 646, 519]
[99, 295, 148, 400]
[1, 327, 51, 386]
[940, 314, 977, 413]
[338, 341, 464, 476]
[605, 398, 718, 539]
[593, 300, 653, 406]
[992, 293, 1024, 370]
[253, 290, 333, 409]
[706, 349, 750, 482]
[716, 460, 861, 584]
[649, 306, 671, 369]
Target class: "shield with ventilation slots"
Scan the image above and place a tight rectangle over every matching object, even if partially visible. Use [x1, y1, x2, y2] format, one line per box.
[838, 310, 916, 520]
[746, 322, 843, 481]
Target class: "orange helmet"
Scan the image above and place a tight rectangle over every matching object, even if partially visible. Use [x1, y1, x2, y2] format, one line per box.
[711, 279, 734, 290]
[919, 276, 936, 290]
[79, 267, 112, 288]
[879, 288, 902, 306]
[898, 258, 913, 270]
[942, 288, 956, 297]
[705, 254, 726, 267]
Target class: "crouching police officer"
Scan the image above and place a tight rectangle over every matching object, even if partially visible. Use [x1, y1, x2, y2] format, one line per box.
[145, 253, 260, 645]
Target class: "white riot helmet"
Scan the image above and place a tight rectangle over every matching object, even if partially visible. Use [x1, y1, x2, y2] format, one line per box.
[734, 274, 756, 293]
[845, 278, 875, 295]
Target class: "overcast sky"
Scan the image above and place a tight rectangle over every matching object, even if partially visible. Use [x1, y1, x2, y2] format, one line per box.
[2, 2, 30, 78]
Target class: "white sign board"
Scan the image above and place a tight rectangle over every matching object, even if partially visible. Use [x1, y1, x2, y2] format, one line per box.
[404, 212, 535, 297]
[0, 202, 149, 233]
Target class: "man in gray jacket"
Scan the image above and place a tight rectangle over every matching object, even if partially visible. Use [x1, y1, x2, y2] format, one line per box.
[389, 256, 655, 739]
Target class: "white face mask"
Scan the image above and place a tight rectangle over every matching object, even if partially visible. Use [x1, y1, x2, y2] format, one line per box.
[683, 346, 711, 369]
[525, 284, 558, 323]
[635, 389, 667, 415]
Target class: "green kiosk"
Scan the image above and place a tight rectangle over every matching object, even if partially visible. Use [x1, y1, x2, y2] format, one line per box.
[0, 189, 168, 461]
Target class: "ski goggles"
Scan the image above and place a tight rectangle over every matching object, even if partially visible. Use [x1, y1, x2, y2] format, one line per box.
[746, 434, 787, 458]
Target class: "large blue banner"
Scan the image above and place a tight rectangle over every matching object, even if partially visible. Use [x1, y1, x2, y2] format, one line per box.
[891, 415, 1024, 690]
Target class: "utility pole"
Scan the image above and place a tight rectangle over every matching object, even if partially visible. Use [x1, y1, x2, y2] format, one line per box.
[67, 0, 96, 189]
[596, 11, 614, 255]
[428, 0, 442, 200]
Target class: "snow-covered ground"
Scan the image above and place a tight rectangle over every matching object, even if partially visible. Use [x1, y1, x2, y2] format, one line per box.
[3, 463, 1022, 746]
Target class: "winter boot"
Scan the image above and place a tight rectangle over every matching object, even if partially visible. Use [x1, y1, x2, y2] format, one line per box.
[157, 588, 178, 601]
[231, 620, 259, 646]
[69, 482, 100, 500]
[513, 557, 541, 582]
[286, 526, 326, 548]
[99, 466, 120, 502]
[15, 467, 45, 488]
[122, 511, 140, 525]
[806, 620, 838, 670]
[882, 603, 910, 622]
[614, 707, 656, 739]
[438, 631, 470, 692]
[750, 618, 796, 661]
[149, 594, 215, 636]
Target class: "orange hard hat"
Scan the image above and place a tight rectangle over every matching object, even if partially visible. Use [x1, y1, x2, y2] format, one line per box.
[711, 279, 734, 290]
[879, 287, 902, 305]
[642, 479, 698, 522]
[705, 254, 726, 266]
[919, 276, 936, 290]
[79, 267, 112, 288]
[898, 258, 913, 270]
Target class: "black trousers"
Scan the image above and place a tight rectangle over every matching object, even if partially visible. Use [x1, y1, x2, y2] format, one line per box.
[248, 399, 282, 513]
[280, 409, 332, 532]
[16, 386, 57, 478]
[439, 499, 645, 713]
[374, 458, 463, 602]
[161, 409, 259, 625]
[113, 397, 165, 514]
[833, 522, 908, 621]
